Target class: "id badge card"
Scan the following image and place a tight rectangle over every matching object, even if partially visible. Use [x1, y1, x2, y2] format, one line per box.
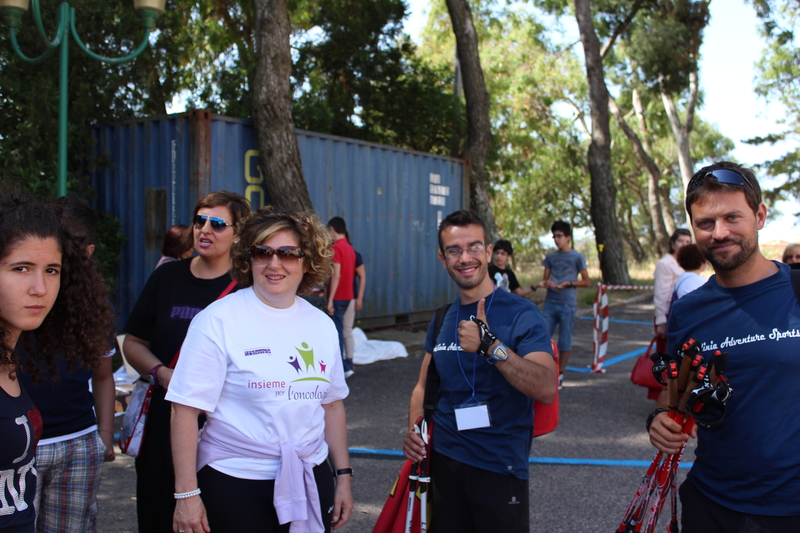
[454, 401, 491, 431]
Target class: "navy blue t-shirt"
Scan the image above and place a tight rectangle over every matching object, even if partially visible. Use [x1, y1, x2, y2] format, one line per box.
[0, 383, 41, 532]
[424, 289, 552, 479]
[667, 262, 800, 515]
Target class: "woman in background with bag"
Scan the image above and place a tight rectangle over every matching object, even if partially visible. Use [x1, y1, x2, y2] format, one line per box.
[168, 209, 352, 533]
[1, 195, 114, 533]
[123, 191, 250, 532]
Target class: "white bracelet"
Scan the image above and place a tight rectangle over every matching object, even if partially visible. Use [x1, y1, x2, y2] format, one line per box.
[174, 488, 201, 499]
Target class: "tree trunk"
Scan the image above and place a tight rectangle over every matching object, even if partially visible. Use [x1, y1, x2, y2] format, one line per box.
[661, 70, 699, 207]
[444, 0, 498, 243]
[252, 0, 313, 212]
[660, 180, 678, 235]
[609, 94, 670, 254]
[575, 0, 631, 284]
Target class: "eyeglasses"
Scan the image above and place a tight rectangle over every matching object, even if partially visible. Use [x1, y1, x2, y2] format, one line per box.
[442, 244, 488, 259]
[552, 233, 567, 239]
[250, 245, 305, 265]
[193, 215, 233, 232]
[687, 169, 753, 194]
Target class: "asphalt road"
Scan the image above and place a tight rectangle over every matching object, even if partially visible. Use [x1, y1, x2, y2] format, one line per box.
[97, 297, 692, 532]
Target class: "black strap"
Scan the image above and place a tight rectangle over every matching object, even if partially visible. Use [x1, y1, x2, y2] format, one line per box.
[791, 263, 800, 302]
[422, 304, 450, 416]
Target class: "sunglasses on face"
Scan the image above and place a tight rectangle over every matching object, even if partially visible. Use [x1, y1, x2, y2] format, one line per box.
[687, 169, 754, 194]
[250, 245, 305, 265]
[193, 215, 233, 232]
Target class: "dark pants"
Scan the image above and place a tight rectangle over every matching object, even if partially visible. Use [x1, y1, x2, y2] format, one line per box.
[680, 478, 800, 533]
[197, 462, 335, 533]
[135, 390, 176, 533]
[330, 300, 352, 371]
[430, 450, 529, 533]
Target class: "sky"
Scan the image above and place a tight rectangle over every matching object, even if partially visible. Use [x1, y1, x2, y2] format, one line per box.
[403, 0, 800, 243]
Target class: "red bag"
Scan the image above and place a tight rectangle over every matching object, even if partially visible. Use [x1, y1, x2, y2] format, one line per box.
[630, 337, 663, 399]
[533, 340, 559, 437]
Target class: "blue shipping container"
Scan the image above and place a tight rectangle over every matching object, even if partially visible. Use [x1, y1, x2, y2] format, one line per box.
[92, 110, 469, 328]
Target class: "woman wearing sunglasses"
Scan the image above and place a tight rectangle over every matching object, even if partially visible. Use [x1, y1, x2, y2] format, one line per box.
[167, 208, 353, 533]
[123, 191, 250, 532]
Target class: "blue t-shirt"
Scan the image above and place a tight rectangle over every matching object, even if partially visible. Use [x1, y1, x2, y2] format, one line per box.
[542, 249, 586, 306]
[667, 262, 800, 516]
[423, 289, 553, 479]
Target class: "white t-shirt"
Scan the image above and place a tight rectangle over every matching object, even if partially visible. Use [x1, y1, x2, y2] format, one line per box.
[673, 272, 707, 300]
[166, 288, 349, 480]
[653, 253, 684, 325]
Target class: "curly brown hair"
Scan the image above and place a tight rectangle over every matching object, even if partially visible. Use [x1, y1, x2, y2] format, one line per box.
[0, 195, 115, 381]
[231, 208, 333, 295]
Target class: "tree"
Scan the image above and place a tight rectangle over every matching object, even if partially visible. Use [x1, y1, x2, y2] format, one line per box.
[745, 0, 800, 206]
[253, 0, 313, 211]
[574, 0, 632, 284]
[444, 0, 499, 243]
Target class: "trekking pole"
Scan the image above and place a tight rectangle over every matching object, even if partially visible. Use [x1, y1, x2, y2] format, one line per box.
[405, 417, 423, 533]
[417, 419, 430, 532]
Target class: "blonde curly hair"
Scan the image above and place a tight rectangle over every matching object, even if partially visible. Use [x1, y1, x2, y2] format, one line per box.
[231, 208, 333, 295]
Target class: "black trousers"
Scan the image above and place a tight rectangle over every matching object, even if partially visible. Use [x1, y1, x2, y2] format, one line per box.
[680, 478, 800, 533]
[430, 450, 529, 533]
[197, 462, 335, 533]
[135, 391, 176, 533]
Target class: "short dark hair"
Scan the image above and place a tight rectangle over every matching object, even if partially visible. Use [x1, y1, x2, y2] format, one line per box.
[161, 224, 192, 259]
[668, 228, 692, 254]
[494, 239, 513, 255]
[676, 244, 705, 271]
[327, 216, 347, 235]
[551, 220, 572, 237]
[437, 210, 487, 251]
[686, 162, 762, 219]
[56, 195, 97, 245]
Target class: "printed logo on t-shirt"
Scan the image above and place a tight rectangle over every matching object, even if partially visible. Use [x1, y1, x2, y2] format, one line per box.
[494, 272, 510, 292]
[287, 342, 330, 384]
[244, 347, 272, 356]
[169, 306, 204, 320]
[0, 409, 40, 517]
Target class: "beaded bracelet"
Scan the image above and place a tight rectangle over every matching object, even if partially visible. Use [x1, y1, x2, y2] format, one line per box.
[174, 488, 202, 499]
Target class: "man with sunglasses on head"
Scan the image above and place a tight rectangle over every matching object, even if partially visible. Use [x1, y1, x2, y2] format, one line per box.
[648, 162, 800, 532]
[403, 210, 557, 533]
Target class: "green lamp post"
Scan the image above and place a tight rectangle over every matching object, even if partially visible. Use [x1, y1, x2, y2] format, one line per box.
[0, 0, 166, 196]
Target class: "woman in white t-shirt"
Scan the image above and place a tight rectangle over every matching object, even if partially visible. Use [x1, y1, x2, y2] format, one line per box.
[167, 209, 353, 533]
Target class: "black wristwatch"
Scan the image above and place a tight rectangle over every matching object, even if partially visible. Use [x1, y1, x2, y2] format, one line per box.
[646, 408, 669, 432]
[332, 467, 354, 478]
[471, 317, 497, 357]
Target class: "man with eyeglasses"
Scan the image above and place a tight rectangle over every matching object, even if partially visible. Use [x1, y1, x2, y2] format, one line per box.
[648, 162, 800, 532]
[403, 210, 557, 533]
[537, 220, 590, 390]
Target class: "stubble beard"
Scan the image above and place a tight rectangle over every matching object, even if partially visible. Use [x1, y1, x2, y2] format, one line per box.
[449, 260, 486, 291]
[702, 233, 758, 273]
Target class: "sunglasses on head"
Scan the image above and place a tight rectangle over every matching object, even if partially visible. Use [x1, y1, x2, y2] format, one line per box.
[193, 215, 233, 232]
[687, 169, 753, 194]
[250, 245, 305, 265]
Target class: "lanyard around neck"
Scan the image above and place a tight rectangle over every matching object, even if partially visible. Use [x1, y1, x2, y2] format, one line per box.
[452, 288, 497, 402]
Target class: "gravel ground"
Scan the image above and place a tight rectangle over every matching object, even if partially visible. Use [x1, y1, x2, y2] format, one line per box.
[97, 297, 693, 533]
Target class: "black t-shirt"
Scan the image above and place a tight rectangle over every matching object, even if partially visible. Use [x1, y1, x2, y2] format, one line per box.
[0, 382, 41, 532]
[16, 349, 95, 440]
[488, 264, 520, 293]
[125, 258, 238, 366]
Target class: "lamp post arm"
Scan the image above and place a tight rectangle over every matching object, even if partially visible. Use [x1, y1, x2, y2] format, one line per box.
[31, 0, 64, 49]
[69, 8, 152, 64]
[9, 26, 56, 63]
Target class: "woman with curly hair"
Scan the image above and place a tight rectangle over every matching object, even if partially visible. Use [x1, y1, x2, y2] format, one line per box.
[1, 195, 114, 533]
[16, 195, 118, 533]
[168, 209, 353, 533]
[123, 191, 250, 532]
